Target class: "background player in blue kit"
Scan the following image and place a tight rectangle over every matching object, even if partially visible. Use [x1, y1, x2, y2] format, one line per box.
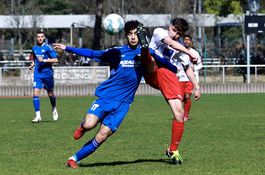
[53, 20, 178, 169]
[29, 31, 59, 123]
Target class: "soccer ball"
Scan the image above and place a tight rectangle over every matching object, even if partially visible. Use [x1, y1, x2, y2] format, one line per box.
[103, 14, 125, 35]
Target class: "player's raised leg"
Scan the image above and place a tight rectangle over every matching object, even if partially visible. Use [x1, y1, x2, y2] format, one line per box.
[137, 23, 157, 74]
[137, 23, 149, 48]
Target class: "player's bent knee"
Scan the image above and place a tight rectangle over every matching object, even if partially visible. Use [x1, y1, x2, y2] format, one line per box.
[172, 108, 184, 121]
[95, 132, 110, 143]
[174, 113, 184, 121]
[82, 122, 97, 130]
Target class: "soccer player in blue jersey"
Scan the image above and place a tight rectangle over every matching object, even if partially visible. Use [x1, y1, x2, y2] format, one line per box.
[29, 31, 59, 123]
[53, 20, 178, 169]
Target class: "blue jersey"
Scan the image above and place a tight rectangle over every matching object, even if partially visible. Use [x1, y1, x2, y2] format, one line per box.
[65, 45, 177, 103]
[32, 43, 57, 78]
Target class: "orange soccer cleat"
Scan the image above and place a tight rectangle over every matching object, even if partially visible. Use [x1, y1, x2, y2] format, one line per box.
[66, 159, 78, 169]
[73, 127, 85, 140]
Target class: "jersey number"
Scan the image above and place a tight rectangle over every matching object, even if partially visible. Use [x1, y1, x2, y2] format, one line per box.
[91, 104, 100, 111]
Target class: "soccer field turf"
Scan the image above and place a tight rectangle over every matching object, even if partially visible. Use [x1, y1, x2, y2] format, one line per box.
[0, 94, 264, 175]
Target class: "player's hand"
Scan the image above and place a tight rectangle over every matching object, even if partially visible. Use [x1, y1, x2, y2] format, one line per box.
[37, 56, 44, 62]
[194, 88, 201, 101]
[53, 43, 66, 50]
[189, 52, 198, 63]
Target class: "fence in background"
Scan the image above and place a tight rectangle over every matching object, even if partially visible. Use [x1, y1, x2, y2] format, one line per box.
[1, 65, 265, 96]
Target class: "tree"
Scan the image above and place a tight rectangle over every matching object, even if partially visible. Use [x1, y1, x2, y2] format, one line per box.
[36, 0, 73, 14]
[204, 0, 242, 16]
[204, 0, 264, 15]
[92, 0, 104, 50]
[8, 0, 43, 55]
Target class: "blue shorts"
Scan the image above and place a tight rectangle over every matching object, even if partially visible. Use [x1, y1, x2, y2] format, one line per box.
[87, 98, 131, 132]
[33, 76, 54, 91]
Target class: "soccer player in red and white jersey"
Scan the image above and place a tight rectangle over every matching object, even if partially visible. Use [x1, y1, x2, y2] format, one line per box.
[182, 34, 203, 121]
[138, 18, 201, 164]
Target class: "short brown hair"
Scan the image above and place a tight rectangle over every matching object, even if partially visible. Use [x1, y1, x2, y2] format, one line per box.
[171, 18, 189, 33]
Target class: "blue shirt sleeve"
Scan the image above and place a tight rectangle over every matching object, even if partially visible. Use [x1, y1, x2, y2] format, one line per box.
[149, 49, 178, 73]
[65, 46, 95, 57]
[65, 46, 122, 67]
[65, 46, 107, 62]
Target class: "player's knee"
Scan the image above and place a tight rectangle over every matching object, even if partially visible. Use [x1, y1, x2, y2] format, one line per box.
[82, 122, 96, 130]
[174, 114, 184, 121]
[173, 109, 184, 121]
[96, 131, 111, 143]
[33, 92, 39, 96]
[47, 91, 54, 97]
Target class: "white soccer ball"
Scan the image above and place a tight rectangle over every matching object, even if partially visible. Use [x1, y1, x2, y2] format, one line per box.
[103, 14, 125, 35]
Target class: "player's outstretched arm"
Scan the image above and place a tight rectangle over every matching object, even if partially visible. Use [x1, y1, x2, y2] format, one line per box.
[163, 38, 198, 62]
[53, 43, 94, 58]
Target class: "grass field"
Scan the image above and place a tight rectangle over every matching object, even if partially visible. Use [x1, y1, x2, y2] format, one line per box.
[0, 94, 265, 175]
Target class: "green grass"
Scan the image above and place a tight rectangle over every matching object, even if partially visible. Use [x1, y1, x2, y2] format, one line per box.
[0, 94, 265, 175]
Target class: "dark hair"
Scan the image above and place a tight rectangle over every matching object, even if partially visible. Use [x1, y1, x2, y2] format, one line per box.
[184, 34, 192, 40]
[124, 20, 140, 34]
[36, 30, 45, 36]
[171, 18, 189, 33]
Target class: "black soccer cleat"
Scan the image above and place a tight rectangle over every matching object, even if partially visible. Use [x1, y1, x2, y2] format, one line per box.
[137, 23, 149, 48]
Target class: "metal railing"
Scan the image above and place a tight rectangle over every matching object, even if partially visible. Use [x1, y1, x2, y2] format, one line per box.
[1, 65, 265, 85]
[201, 64, 265, 84]
[1, 65, 265, 96]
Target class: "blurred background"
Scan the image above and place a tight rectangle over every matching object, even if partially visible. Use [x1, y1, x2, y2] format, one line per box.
[0, 0, 264, 64]
[0, 0, 265, 96]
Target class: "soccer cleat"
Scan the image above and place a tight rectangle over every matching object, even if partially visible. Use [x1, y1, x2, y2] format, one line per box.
[52, 108, 59, 121]
[166, 149, 183, 164]
[73, 127, 85, 140]
[66, 159, 78, 169]
[137, 23, 149, 48]
[32, 116, 41, 123]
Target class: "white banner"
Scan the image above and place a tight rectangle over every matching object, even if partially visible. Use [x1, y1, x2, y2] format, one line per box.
[20, 66, 109, 85]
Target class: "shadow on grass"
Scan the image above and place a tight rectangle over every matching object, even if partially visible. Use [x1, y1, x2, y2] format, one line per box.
[80, 158, 170, 167]
[31, 120, 55, 124]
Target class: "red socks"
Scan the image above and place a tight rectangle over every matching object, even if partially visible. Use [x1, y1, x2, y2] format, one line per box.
[170, 119, 184, 152]
[184, 98, 192, 119]
[141, 48, 153, 65]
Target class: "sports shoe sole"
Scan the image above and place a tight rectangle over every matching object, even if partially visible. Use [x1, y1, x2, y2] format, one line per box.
[32, 119, 41, 123]
[137, 24, 149, 48]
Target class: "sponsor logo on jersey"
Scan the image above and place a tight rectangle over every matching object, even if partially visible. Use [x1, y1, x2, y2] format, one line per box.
[120, 60, 141, 67]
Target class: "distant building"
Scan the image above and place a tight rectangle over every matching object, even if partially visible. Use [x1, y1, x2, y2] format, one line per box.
[0, 14, 246, 29]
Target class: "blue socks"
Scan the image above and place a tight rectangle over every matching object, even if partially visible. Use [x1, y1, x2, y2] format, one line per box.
[75, 138, 100, 161]
[33, 96, 40, 112]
